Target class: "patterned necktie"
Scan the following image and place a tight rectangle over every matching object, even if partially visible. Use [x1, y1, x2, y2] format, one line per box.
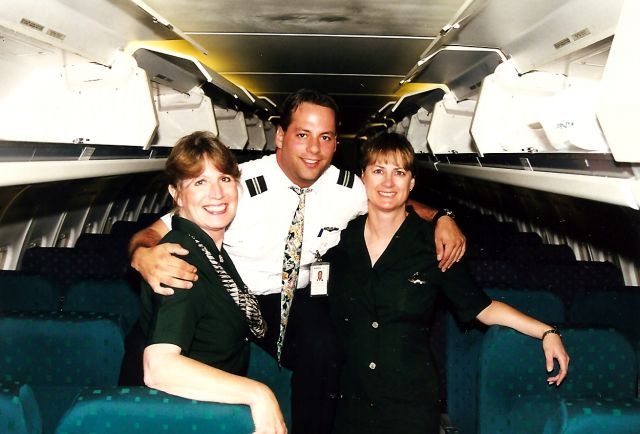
[277, 186, 308, 362]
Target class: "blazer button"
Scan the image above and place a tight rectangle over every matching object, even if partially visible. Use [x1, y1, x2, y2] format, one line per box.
[369, 362, 376, 370]
[371, 321, 379, 328]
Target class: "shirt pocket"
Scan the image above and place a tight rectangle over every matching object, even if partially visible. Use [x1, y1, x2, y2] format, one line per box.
[395, 271, 434, 316]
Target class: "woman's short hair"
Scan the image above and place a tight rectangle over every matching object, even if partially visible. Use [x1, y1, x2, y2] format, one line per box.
[165, 131, 241, 188]
[360, 132, 415, 174]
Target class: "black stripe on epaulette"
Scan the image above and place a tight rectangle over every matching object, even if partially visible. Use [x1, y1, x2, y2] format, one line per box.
[337, 170, 355, 188]
[245, 175, 268, 197]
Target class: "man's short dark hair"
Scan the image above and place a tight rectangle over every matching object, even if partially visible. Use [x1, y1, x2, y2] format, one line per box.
[279, 89, 340, 131]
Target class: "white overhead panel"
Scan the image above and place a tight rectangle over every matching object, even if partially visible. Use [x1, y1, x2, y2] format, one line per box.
[0, 0, 178, 66]
[410, 0, 624, 76]
[471, 62, 608, 155]
[263, 121, 278, 152]
[427, 93, 476, 155]
[214, 107, 248, 150]
[132, 47, 256, 108]
[406, 108, 432, 154]
[391, 117, 411, 136]
[597, 0, 640, 163]
[245, 115, 267, 151]
[404, 47, 505, 101]
[0, 52, 157, 148]
[151, 84, 217, 148]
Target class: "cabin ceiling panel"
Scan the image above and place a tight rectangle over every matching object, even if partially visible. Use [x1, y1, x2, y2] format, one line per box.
[221, 73, 402, 133]
[143, 0, 466, 36]
[188, 34, 431, 76]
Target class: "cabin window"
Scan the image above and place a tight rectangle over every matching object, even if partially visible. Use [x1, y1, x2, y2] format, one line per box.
[0, 247, 6, 269]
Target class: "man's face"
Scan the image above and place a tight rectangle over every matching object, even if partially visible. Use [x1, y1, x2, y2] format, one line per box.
[275, 102, 337, 188]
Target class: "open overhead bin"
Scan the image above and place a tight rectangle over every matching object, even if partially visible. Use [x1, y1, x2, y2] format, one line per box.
[131, 46, 278, 149]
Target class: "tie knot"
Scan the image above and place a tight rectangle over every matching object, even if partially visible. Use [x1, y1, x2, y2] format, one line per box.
[290, 186, 309, 196]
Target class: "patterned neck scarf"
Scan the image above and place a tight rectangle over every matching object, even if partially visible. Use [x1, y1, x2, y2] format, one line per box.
[188, 234, 267, 339]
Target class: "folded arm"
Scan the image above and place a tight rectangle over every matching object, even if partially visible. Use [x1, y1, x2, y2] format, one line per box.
[476, 300, 570, 386]
[144, 344, 286, 434]
[129, 219, 198, 295]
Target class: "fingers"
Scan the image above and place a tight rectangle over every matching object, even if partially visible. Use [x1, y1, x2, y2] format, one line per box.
[543, 337, 570, 386]
[437, 237, 466, 271]
[434, 216, 467, 271]
[554, 353, 570, 385]
[132, 243, 198, 295]
[162, 243, 190, 257]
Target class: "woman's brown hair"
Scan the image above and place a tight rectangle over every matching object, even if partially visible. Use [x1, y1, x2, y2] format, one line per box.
[360, 132, 415, 174]
[165, 131, 241, 189]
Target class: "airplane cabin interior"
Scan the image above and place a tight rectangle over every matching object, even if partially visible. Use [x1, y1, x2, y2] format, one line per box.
[1, 1, 639, 433]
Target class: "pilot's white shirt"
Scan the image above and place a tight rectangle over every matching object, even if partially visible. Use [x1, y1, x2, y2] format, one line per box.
[163, 154, 367, 295]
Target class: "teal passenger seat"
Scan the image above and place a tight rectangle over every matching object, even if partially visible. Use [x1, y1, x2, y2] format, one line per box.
[0, 311, 125, 434]
[0, 272, 61, 311]
[544, 397, 640, 434]
[447, 289, 566, 434]
[0, 382, 42, 434]
[55, 344, 292, 434]
[61, 278, 140, 334]
[478, 326, 637, 434]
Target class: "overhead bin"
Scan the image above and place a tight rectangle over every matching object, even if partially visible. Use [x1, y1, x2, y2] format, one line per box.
[403, 47, 505, 101]
[132, 46, 277, 149]
[428, 93, 477, 155]
[471, 61, 608, 155]
[375, 88, 445, 154]
[406, 0, 624, 79]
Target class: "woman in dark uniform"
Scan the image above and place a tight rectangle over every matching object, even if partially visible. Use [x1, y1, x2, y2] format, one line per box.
[327, 133, 569, 434]
[139, 131, 287, 434]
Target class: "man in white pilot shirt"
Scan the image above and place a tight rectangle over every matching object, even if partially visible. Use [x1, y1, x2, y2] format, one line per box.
[130, 89, 466, 434]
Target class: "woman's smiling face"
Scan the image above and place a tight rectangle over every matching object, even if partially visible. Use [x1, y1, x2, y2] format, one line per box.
[170, 156, 238, 245]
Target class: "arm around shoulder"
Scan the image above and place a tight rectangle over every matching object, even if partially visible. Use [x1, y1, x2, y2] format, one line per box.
[130, 219, 197, 295]
[408, 199, 466, 271]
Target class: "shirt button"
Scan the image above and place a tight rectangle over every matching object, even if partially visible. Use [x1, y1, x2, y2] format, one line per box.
[369, 362, 376, 370]
[371, 321, 379, 329]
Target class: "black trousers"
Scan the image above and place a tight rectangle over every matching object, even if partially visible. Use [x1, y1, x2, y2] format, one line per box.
[254, 287, 342, 434]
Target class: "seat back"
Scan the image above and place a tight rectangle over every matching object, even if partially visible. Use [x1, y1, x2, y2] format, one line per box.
[447, 289, 566, 434]
[0, 272, 60, 311]
[544, 397, 640, 434]
[247, 343, 292, 428]
[21, 248, 130, 291]
[54, 387, 254, 434]
[0, 311, 124, 387]
[56, 344, 293, 434]
[61, 279, 140, 334]
[478, 326, 637, 434]
[0, 382, 42, 434]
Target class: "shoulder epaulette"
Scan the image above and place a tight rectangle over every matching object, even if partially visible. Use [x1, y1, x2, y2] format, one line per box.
[245, 175, 268, 197]
[337, 169, 355, 188]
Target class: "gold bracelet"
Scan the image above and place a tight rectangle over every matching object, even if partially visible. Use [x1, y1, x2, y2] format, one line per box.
[541, 327, 561, 340]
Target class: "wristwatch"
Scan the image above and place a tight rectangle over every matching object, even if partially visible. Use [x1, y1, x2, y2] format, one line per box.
[433, 208, 455, 223]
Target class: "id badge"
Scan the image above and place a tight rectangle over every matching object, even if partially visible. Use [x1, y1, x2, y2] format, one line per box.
[310, 262, 330, 296]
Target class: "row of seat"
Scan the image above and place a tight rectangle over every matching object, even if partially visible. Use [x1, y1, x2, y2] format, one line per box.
[446, 287, 640, 433]
[0, 275, 139, 333]
[5, 205, 639, 433]
[441, 207, 640, 433]
[0, 309, 292, 434]
[1, 209, 293, 434]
